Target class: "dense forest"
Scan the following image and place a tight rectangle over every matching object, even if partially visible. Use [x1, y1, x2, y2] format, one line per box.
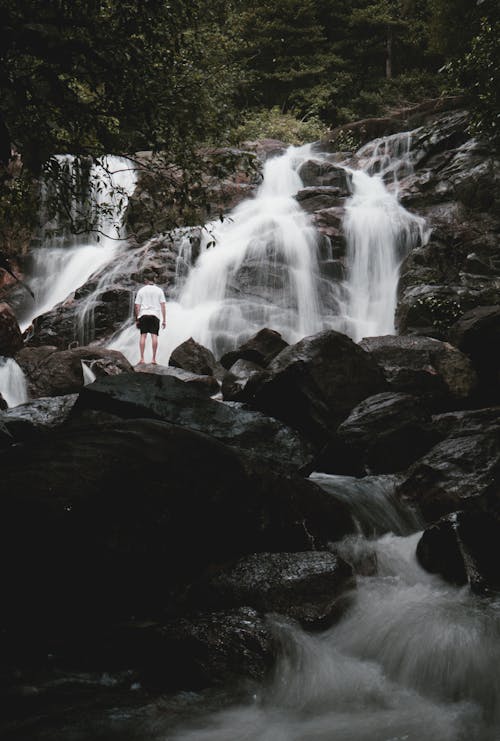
[0, 0, 498, 224]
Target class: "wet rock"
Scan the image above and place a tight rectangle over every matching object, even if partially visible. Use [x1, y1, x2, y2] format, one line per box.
[430, 407, 500, 440]
[298, 160, 352, 191]
[71, 371, 316, 474]
[221, 359, 265, 402]
[449, 305, 500, 404]
[397, 431, 500, 523]
[0, 394, 78, 442]
[360, 335, 477, 410]
[136, 363, 220, 396]
[187, 551, 354, 629]
[15, 345, 133, 398]
[416, 511, 500, 595]
[151, 607, 275, 689]
[295, 187, 346, 213]
[0, 417, 355, 633]
[0, 302, 23, 356]
[248, 330, 386, 446]
[317, 392, 437, 475]
[169, 337, 223, 379]
[220, 328, 288, 370]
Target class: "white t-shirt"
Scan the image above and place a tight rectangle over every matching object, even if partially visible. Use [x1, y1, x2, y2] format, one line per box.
[135, 284, 166, 320]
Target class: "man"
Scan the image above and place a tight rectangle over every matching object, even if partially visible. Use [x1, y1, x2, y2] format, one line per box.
[134, 271, 166, 365]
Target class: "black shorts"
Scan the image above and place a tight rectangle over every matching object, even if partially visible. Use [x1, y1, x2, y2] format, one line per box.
[138, 315, 160, 335]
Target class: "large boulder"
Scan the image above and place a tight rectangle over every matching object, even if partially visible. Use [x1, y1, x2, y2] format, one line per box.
[316, 392, 437, 475]
[0, 417, 355, 633]
[416, 511, 500, 595]
[397, 430, 500, 523]
[136, 362, 220, 396]
[0, 394, 78, 442]
[221, 359, 265, 402]
[248, 330, 386, 446]
[169, 337, 223, 378]
[360, 335, 477, 410]
[186, 551, 354, 629]
[71, 371, 317, 474]
[0, 302, 23, 356]
[449, 305, 500, 404]
[15, 345, 133, 398]
[220, 328, 288, 370]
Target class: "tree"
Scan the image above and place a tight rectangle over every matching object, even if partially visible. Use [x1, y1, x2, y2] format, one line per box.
[0, 0, 239, 244]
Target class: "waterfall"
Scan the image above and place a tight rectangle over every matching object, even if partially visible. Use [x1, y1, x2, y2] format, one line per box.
[16, 155, 137, 334]
[0, 357, 28, 407]
[339, 132, 428, 342]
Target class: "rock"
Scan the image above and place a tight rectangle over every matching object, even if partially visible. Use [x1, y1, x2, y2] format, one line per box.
[15, 345, 133, 398]
[316, 392, 437, 475]
[295, 187, 346, 213]
[0, 394, 78, 442]
[430, 407, 500, 440]
[397, 431, 500, 523]
[136, 363, 220, 396]
[360, 335, 477, 410]
[0, 417, 355, 633]
[0, 392, 8, 411]
[298, 160, 352, 191]
[187, 551, 354, 629]
[221, 359, 265, 402]
[248, 330, 386, 446]
[0, 302, 23, 356]
[416, 511, 500, 595]
[71, 371, 317, 474]
[151, 607, 275, 689]
[220, 328, 288, 370]
[169, 337, 223, 378]
[449, 305, 500, 404]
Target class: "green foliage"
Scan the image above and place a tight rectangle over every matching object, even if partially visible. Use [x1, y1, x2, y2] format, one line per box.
[230, 107, 327, 146]
[0, 0, 240, 243]
[447, 14, 500, 144]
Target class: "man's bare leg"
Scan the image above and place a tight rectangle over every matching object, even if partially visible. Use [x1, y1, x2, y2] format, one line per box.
[139, 333, 146, 364]
[151, 334, 158, 364]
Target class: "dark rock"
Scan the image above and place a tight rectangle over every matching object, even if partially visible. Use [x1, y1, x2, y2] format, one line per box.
[397, 431, 500, 523]
[169, 337, 223, 378]
[0, 302, 23, 356]
[136, 363, 220, 396]
[220, 328, 288, 370]
[0, 392, 8, 411]
[152, 607, 275, 690]
[71, 372, 316, 474]
[360, 335, 477, 410]
[416, 511, 500, 595]
[0, 417, 355, 633]
[430, 407, 500, 440]
[15, 345, 133, 398]
[295, 187, 346, 213]
[187, 551, 354, 629]
[449, 305, 500, 404]
[317, 392, 437, 475]
[0, 394, 78, 442]
[221, 359, 265, 402]
[298, 160, 352, 192]
[248, 330, 386, 446]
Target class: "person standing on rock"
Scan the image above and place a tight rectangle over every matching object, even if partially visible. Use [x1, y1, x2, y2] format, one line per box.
[134, 271, 166, 365]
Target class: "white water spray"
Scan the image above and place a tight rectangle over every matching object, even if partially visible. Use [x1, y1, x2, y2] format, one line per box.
[339, 132, 428, 342]
[17, 155, 137, 333]
[0, 358, 28, 407]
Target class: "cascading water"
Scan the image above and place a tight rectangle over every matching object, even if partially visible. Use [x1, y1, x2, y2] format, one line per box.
[0, 155, 136, 407]
[167, 475, 500, 741]
[109, 133, 426, 365]
[0, 357, 28, 407]
[339, 132, 428, 342]
[16, 155, 137, 334]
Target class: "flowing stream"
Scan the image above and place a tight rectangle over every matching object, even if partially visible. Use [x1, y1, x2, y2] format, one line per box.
[166, 475, 500, 741]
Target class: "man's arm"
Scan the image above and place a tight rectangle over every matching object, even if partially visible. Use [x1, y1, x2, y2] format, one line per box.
[134, 302, 141, 324]
[161, 301, 166, 328]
